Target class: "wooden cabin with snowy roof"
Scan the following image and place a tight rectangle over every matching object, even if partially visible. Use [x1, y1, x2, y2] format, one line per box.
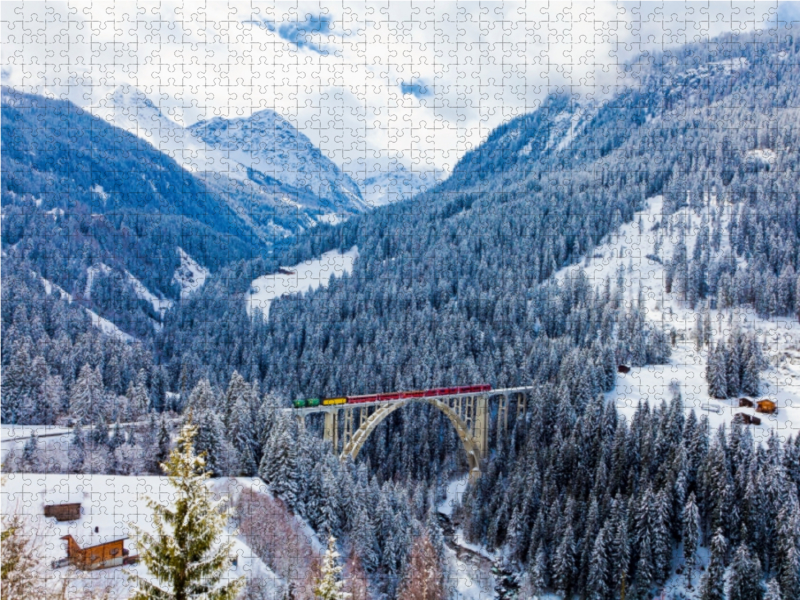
[59, 534, 134, 570]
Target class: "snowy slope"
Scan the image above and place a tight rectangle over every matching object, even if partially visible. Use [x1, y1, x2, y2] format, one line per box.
[124, 270, 173, 316]
[1, 474, 278, 598]
[84, 263, 112, 298]
[173, 247, 210, 299]
[36, 272, 134, 343]
[246, 247, 359, 319]
[556, 196, 800, 440]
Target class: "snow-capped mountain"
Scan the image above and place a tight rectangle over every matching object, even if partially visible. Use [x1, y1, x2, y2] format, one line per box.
[95, 85, 229, 176]
[360, 162, 442, 208]
[189, 109, 366, 214]
[94, 85, 366, 235]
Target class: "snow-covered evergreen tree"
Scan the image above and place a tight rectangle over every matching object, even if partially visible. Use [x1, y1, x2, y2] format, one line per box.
[727, 542, 764, 600]
[707, 344, 728, 399]
[127, 421, 243, 600]
[259, 411, 299, 508]
[70, 364, 106, 424]
[699, 528, 727, 600]
[682, 492, 700, 587]
[552, 524, 576, 596]
[68, 422, 86, 473]
[350, 505, 378, 573]
[764, 578, 783, 600]
[314, 535, 349, 600]
[586, 525, 609, 600]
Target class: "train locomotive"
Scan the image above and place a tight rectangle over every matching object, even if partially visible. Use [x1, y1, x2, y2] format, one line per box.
[292, 384, 491, 409]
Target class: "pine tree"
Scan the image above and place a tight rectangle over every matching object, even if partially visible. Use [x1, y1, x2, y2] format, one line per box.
[699, 528, 727, 600]
[126, 374, 151, 422]
[682, 492, 700, 587]
[727, 542, 764, 600]
[586, 525, 609, 600]
[193, 408, 227, 476]
[349, 505, 378, 573]
[764, 578, 783, 600]
[22, 433, 40, 472]
[527, 545, 547, 596]
[68, 423, 86, 473]
[742, 354, 761, 396]
[156, 414, 172, 466]
[259, 412, 299, 508]
[552, 524, 576, 596]
[127, 421, 244, 600]
[314, 535, 349, 600]
[775, 502, 800, 600]
[186, 379, 217, 413]
[707, 344, 728, 399]
[70, 364, 106, 425]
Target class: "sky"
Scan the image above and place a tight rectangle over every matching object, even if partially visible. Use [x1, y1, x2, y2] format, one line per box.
[2, 1, 796, 181]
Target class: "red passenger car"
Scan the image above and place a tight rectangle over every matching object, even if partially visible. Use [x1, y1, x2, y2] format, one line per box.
[346, 384, 490, 405]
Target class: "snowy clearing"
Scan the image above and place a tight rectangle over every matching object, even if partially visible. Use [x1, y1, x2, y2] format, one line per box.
[246, 246, 359, 319]
[1, 474, 279, 599]
[124, 270, 173, 316]
[438, 476, 469, 518]
[557, 195, 800, 440]
[173, 247, 210, 299]
[84, 263, 112, 298]
[86, 309, 135, 343]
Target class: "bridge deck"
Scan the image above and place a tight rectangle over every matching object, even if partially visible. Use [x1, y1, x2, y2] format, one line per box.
[287, 386, 535, 415]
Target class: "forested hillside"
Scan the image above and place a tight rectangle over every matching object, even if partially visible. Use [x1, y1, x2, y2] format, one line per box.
[158, 29, 800, 401]
[4, 23, 800, 600]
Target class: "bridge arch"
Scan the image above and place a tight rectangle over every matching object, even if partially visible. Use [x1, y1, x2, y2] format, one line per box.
[340, 398, 484, 481]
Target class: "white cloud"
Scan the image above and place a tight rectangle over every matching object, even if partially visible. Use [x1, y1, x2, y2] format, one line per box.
[1, 1, 778, 180]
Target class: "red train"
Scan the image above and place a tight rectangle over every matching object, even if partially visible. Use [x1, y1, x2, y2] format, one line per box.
[293, 384, 491, 409]
[347, 384, 492, 405]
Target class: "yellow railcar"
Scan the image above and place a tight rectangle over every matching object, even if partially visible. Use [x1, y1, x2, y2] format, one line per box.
[322, 397, 347, 406]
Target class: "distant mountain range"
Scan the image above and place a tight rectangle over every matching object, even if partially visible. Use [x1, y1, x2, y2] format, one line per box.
[0, 84, 439, 336]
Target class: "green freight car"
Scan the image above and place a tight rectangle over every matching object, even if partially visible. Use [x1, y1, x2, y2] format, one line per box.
[293, 397, 321, 409]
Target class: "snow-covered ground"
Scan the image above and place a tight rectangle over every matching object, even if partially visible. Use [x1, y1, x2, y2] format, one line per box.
[438, 475, 496, 599]
[1, 474, 280, 598]
[124, 270, 173, 316]
[1, 424, 74, 462]
[557, 195, 800, 440]
[173, 247, 210, 299]
[86, 310, 136, 343]
[246, 246, 359, 319]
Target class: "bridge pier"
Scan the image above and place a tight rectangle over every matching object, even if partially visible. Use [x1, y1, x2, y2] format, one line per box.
[342, 408, 354, 450]
[323, 410, 338, 451]
[475, 394, 488, 461]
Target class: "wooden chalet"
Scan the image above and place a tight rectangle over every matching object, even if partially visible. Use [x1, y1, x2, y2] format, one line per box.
[44, 502, 81, 522]
[59, 534, 135, 570]
[756, 399, 778, 414]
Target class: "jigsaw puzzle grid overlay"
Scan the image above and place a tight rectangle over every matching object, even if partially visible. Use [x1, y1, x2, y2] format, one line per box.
[3, 2, 800, 599]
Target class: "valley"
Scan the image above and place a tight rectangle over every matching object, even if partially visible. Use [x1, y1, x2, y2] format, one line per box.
[3, 10, 800, 600]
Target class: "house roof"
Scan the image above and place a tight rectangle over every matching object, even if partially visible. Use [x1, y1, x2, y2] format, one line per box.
[60, 534, 128, 550]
